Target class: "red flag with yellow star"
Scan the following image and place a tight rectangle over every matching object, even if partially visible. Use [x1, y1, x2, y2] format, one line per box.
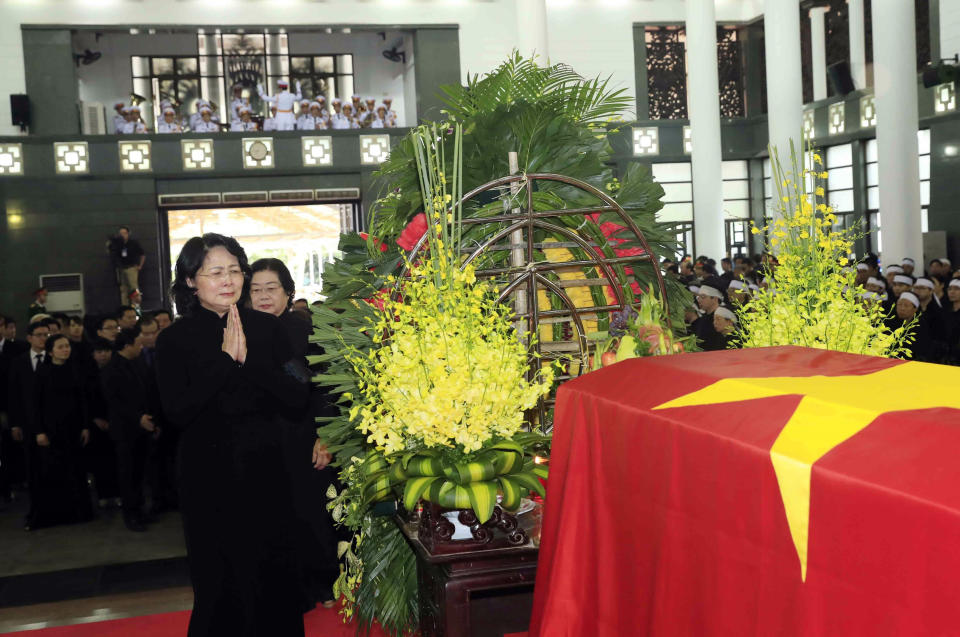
[529, 347, 960, 637]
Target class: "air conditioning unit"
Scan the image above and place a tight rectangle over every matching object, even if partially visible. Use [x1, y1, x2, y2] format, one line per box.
[39, 273, 85, 315]
[80, 102, 107, 135]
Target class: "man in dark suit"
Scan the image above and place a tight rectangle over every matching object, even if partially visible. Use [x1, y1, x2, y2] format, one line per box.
[0, 315, 30, 500]
[100, 328, 155, 532]
[6, 321, 50, 521]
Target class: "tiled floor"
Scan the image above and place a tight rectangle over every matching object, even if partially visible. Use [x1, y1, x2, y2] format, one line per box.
[0, 493, 186, 578]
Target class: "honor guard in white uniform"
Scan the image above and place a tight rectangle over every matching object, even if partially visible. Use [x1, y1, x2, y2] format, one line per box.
[341, 103, 361, 129]
[360, 98, 378, 127]
[120, 105, 148, 134]
[112, 101, 127, 134]
[257, 79, 301, 131]
[229, 84, 249, 126]
[383, 97, 398, 127]
[158, 106, 182, 133]
[188, 99, 207, 131]
[262, 104, 278, 132]
[157, 99, 172, 128]
[296, 99, 314, 130]
[314, 95, 331, 127]
[369, 105, 388, 129]
[308, 102, 327, 129]
[230, 105, 258, 132]
[351, 94, 364, 119]
[329, 98, 347, 129]
[192, 105, 219, 133]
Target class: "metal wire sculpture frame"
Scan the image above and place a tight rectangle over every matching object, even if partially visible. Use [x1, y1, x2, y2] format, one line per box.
[397, 172, 670, 425]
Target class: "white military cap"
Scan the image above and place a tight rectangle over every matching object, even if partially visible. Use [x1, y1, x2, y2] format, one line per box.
[300, 98, 310, 105]
[902, 258, 915, 266]
[121, 105, 132, 113]
[688, 285, 700, 295]
[941, 258, 952, 268]
[866, 277, 884, 288]
[277, 79, 289, 86]
[698, 285, 723, 300]
[310, 101, 322, 110]
[728, 280, 746, 291]
[899, 292, 920, 307]
[856, 263, 869, 271]
[748, 283, 760, 292]
[351, 94, 361, 100]
[238, 105, 251, 114]
[162, 106, 175, 115]
[331, 97, 342, 105]
[949, 279, 960, 289]
[365, 97, 376, 103]
[199, 105, 212, 114]
[893, 275, 914, 286]
[714, 306, 738, 323]
[914, 277, 935, 289]
[886, 265, 904, 274]
[383, 96, 393, 102]
[316, 95, 326, 102]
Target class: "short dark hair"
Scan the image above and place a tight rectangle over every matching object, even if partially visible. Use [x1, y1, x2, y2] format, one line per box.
[97, 315, 119, 331]
[92, 337, 114, 352]
[41, 317, 60, 329]
[67, 315, 84, 326]
[4, 316, 15, 326]
[171, 234, 251, 316]
[139, 316, 158, 330]
[119, 225, 130, 232]
[250, 258, 296, 310]
[114, 327, 141, 350]
[25, 321, 49, 336]
[116, 305, 137, 319]
[150, 309, 173, 321]
[721, 258, 732, 266]
[44, 333, 69, 354]
[294, 298, 308, 305]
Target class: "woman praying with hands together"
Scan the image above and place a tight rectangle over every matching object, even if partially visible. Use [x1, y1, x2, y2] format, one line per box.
[156, 234, 310, 637]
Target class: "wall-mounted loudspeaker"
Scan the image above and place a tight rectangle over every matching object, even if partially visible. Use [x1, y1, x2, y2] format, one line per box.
[827, 62, 856, 96]
[11, 94, 30, 131]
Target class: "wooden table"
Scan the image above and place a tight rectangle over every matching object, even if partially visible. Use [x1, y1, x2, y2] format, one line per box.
[396, 504, 542, 637]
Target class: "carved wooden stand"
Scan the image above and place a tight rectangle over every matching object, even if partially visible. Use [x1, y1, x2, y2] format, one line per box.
[396, 502, 541, 637]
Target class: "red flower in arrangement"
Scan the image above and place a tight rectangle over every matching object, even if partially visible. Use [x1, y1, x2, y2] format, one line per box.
[587, 213, 646, 299]
[396, 213, 429, 251]
[359, 232, 388, 253]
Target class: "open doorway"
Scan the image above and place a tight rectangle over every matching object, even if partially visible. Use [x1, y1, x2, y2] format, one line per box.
[164, 203, 355, 303]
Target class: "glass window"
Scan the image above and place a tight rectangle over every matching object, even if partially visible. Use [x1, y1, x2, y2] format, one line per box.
[661, 182, 693, 203]
[651, 162, 691, 183]
[862, 131, 930, 256]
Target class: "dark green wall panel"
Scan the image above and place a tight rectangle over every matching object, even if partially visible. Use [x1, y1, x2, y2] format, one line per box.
[413, 28, 461, 122]
[22, 29, 80, 136]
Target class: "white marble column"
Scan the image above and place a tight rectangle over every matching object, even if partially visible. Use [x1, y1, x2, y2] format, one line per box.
[809, 7, 828, 101]
[516, 0, 549, 63]
[686, 0, 726, 259]
[872, 0, 922, 263]
[764, 0, 804, 193]
[849, 0, 867, 89]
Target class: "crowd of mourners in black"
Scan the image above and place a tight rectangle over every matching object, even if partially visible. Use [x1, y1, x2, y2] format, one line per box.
[0, 244, 340, 632]
[671, 252, 960, 361]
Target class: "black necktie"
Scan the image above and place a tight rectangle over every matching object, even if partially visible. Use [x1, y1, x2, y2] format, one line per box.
[34, 353, 42, 370]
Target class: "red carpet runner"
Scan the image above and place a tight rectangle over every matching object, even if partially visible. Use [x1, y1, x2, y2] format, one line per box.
[8, 606, 392, 636]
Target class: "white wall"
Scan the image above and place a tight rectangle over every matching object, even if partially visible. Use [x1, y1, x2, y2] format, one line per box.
[0, 0, 766, 136]
[940, 0, 960, 60]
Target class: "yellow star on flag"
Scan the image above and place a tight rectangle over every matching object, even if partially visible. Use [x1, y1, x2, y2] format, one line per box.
[653, 361, 960, 581]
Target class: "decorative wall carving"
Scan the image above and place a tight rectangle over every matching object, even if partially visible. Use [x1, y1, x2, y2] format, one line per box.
[717, 26, 746, 118]
[645, 26, 688, 120]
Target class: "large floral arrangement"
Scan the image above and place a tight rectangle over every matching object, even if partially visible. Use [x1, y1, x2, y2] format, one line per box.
[324, 123, 553, 634]
[737, 144, 913, 357]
